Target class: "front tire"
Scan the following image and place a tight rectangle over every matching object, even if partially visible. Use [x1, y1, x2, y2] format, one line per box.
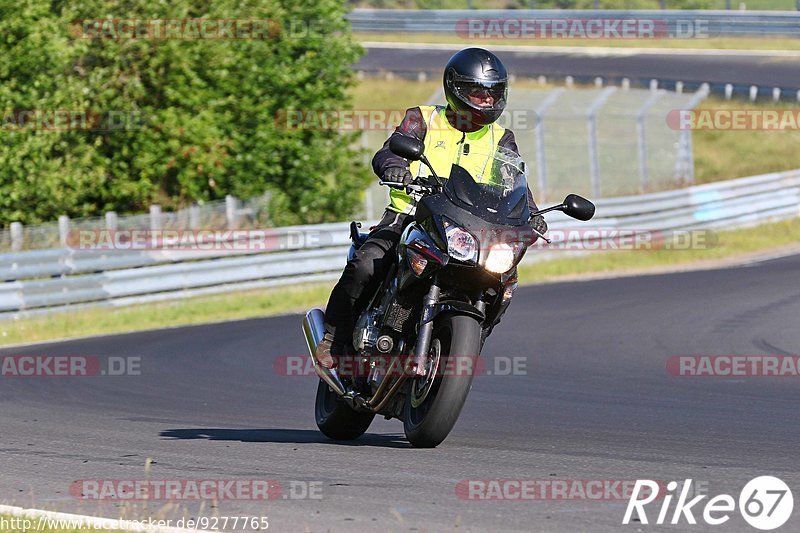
[314, 380, 375, 440]
[403, 314, 481, 448]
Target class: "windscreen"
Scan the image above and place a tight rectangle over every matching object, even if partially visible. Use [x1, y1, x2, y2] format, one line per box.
[443, 144, 529, 221]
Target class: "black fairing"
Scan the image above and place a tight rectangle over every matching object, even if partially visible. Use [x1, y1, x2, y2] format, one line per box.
[441, 165, 529, 224]
[398, 167, 534, 294]
[396, 224, 449, 291]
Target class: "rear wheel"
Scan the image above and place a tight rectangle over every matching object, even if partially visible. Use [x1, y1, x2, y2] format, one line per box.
[403, 314, 481, 448]
[314, 380, 375, 440]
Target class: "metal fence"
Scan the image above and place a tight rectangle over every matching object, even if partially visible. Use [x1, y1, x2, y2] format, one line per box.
[348, 9, 800, 37]
[1, 168, 798, 319]
[349, 1, 799, 9]
[360, 84, 707, 218]
[0, 193, 272, 253]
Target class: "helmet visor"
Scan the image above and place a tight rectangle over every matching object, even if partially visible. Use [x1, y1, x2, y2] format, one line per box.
[452, 76, 507, 109]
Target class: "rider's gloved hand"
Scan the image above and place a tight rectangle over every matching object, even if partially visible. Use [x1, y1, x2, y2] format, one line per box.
[383, 167, 413, 187]
[530, 214, 548, 239]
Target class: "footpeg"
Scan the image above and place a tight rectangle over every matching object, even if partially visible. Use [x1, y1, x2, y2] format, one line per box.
[342, 391, 371, 412]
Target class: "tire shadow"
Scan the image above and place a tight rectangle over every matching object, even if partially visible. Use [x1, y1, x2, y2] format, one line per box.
[159, 428, 412, 448]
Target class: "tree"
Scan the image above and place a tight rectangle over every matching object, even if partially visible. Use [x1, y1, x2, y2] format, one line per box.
[0, 0, 371, 226]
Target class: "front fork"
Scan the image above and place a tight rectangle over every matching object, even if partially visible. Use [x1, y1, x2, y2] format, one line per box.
[410, 281, 440, 377]
[410, 278, 487, 377]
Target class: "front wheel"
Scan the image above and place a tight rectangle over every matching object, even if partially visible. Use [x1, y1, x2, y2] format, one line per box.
[315, 380, 375, 440]
[403, 314, 481, 448]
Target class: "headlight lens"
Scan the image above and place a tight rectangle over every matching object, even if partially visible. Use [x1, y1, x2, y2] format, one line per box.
[484, 243, 524, 274]
[444, 223, 478, 263]
[407, 249, 428, 276]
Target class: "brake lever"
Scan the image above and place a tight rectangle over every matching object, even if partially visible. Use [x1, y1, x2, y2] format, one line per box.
[531, 225, 551, 245]
[529, 214, 552, 244]
[423, 175, 443, 193]
[405, 183, 430, 194]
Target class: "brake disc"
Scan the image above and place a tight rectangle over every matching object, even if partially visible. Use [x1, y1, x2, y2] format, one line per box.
[410, 338, 442, 408]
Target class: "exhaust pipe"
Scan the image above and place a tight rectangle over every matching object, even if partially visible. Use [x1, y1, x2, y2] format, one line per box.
[302, 308, 347, 397]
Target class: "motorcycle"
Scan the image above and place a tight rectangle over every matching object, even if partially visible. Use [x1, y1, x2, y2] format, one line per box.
[302, 134, 595, 448]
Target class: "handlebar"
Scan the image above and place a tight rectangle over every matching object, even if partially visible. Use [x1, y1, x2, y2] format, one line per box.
[379, 178, 439, 195]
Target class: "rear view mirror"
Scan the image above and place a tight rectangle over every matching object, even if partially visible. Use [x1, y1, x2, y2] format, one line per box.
[561, 194, 595, 221]
[389, 134, 424, 161]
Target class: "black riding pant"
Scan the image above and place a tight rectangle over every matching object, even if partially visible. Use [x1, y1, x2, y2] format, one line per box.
[324, 209, 411, 345]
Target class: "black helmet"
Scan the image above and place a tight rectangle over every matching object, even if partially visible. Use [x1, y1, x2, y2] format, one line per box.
[443, 48, 508, 127]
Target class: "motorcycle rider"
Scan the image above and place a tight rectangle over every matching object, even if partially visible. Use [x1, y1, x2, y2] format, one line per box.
[316, 47, 546, 368]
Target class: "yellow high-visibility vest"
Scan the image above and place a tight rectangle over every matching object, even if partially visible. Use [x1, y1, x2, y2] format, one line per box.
[389, 105, 506, 214]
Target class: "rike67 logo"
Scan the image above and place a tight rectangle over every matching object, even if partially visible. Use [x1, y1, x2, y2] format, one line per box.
[623, 477, 793, 530]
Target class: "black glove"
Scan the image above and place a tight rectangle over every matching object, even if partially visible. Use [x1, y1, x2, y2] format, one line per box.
[530, 214, 547, 238]
[382, 167, 413, 187]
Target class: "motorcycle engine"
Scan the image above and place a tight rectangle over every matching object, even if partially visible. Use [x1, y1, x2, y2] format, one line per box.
[353, 308, 380, 352]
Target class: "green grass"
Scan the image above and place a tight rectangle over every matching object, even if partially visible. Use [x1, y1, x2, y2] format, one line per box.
[0, 282, 334, 347]
[356, 32, 800, 51]
[350, 77, 440, 108]
[693, 98, 800, 184]
[348, 77, 561, 107]
[1, 217, 798, 348]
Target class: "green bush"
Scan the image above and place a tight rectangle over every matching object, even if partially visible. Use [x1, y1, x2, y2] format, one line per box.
[0, 0, 371, 226]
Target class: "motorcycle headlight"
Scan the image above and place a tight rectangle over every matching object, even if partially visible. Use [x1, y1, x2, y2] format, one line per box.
[407, 249, 428, 276]
[484, 243, 524, 274]
[444, 221, 478, 263]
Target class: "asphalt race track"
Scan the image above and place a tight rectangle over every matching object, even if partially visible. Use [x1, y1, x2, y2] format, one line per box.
[1, 253, 800, 532]
[359, 44, 800, 94]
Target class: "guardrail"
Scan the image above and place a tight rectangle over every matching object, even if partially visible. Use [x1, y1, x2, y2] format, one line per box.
[1, 169, 798, 319]
[347, 9, 800, 38]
